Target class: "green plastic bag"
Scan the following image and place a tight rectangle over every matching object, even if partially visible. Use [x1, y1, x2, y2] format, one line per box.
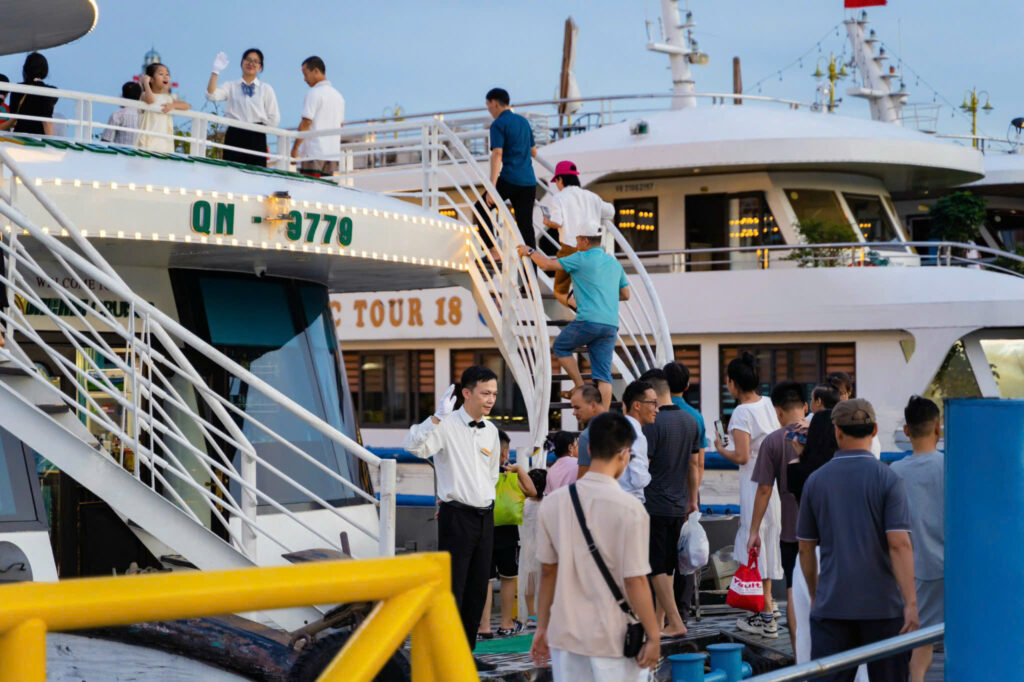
[494, 471, 525, 526]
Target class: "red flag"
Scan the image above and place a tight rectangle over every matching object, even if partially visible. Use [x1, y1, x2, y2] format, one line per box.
[845, 0, 887, 7]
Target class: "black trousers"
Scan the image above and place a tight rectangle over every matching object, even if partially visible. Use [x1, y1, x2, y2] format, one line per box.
[438, 501, 494, 650]
[473, 178, 537, 250]
[810, 616, 909, 681]
[674, 570, 696, 618]
[223, 125, 268, 167]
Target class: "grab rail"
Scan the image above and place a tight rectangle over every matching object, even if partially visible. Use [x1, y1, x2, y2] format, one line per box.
[749, 624, 943, 681]
[0, 553, 474, 682]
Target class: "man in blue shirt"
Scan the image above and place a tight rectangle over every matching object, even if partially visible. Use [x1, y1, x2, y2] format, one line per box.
[474, 87, 538, 262]
[518, 222, 629, 412]
[797, 399, 918, 682]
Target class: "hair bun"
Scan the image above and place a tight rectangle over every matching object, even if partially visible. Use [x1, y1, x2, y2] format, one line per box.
[739, 351, 756, 367]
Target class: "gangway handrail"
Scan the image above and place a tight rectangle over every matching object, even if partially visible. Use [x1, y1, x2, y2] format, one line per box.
[749, 624, 943, 681]
[0, 145, 398, 560]
[0, 553, 475, 682]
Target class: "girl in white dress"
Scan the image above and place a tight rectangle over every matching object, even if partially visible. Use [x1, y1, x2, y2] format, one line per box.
[714, 351, 783, 637]
[138, 63, 190, 153]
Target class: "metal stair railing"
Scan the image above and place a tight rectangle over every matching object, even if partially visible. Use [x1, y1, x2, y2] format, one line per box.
[330, 119, 553, 460]
[0, 147, 396, 563]
[532, 158, 674, 385]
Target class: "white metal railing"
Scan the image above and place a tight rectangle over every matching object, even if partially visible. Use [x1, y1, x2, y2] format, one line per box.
[0, 82, 816, 171]
[0, 145, 397, 562]
[532, 157, 673, 384]
[625, 240, 1024, 278]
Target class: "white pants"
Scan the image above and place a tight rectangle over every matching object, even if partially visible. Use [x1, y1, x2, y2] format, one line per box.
[551, 648, 650, 682]
[793, 547, 869, 682]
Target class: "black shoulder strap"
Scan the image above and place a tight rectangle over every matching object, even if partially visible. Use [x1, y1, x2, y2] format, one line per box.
[568, 484, 635, 619]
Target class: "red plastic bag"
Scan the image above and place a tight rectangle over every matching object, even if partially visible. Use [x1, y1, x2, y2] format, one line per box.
[726, 549, 765, 613]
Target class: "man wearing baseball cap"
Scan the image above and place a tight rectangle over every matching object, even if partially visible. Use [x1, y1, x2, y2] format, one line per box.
[540, 161, 615, 309]
[795, 399, 919, 681]
[517, 222, 629, 412]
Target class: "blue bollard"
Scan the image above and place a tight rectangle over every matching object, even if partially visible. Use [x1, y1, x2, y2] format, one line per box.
[670, 645, 753, 682]
[707, 643, 753, 681]
[945, 398, 1024, 681]
[669, 653, 707, 682]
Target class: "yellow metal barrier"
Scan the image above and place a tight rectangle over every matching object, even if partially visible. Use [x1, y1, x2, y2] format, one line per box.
[0, 552, 477, 681]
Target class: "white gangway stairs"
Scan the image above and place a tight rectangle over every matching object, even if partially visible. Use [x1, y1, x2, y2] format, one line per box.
[0, 147, 396, 629]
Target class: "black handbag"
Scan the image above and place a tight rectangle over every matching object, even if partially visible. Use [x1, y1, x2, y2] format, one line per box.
[568, 484, 646, 658]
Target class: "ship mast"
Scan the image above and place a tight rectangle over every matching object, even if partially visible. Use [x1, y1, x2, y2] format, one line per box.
[844, 12, 908, 124]
[646, 0, 707, 109]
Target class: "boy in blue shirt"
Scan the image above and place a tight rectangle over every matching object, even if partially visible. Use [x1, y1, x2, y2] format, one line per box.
[519, 223, 629, 412]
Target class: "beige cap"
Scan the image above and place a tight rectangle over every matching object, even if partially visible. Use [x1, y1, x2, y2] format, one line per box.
[831, 398, 877, 426]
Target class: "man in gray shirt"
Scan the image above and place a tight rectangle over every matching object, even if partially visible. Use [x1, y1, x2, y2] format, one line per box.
[890, 396, 944, 682]
[797, 399, 918, 682]
[639, 369, 700, 637]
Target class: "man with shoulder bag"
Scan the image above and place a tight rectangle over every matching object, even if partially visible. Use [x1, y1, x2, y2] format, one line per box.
[530, 412, 660, 681]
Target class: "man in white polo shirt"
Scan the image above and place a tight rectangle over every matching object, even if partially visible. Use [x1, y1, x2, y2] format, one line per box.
[542, 160, 614, 308]
[291, 55, 345, 177]
[404, 365, 501, 671]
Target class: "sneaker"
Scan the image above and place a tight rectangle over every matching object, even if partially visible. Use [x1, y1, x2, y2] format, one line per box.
[497, 620, 525, 637]
[736, 613, 765, 637]
[772, 606, 782, 621]
[476, 632, 494, 641]
[760, 613, 779, 639]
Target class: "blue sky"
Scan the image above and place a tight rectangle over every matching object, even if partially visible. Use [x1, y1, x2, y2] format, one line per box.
[1, 0, 1020, 139]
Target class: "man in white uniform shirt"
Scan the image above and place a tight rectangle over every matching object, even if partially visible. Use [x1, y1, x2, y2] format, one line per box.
[542, 160, 615, 308]
[291, 55, 345, 177]
[619, 380, 656, 502]
[404, 365, 501, 671]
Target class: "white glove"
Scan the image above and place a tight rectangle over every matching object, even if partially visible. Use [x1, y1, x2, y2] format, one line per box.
[212, 52, 230, 75]
[434, 384, 457, 420]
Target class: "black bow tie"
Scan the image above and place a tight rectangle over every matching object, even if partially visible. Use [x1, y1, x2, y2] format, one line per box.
[468, 420, 486, 429]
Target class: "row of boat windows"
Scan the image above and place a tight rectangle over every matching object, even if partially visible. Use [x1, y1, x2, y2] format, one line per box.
[344, 343, 856, 430]
[614, 190, 901, 254]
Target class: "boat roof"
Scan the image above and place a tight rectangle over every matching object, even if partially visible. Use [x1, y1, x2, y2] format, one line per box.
[0, 0, 98, 56]
[2, 138, 472, 292]
[539, 106, 984, 192]
[961, 152, 1024, 197]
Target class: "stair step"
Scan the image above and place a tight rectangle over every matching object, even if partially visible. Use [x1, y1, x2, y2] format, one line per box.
[37, 403, 70, 415]
[0, 366, 29, 377]
[551, 373, 623, 381]
[550, 401, 623, 411]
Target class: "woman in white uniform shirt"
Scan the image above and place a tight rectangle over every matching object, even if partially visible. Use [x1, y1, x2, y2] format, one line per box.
[206, 48, 280, 167]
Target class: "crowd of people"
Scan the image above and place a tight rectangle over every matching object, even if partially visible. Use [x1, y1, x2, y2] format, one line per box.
[406, 360, 945, 682]
[0, 49, 345, 175]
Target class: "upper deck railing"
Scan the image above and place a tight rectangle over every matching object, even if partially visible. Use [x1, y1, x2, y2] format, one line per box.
[622, 240, 1024, 279]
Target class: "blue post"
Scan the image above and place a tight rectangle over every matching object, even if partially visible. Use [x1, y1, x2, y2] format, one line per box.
[945, 398, 1024, 680]
[669, 653, 707, 682]
[707, 643, 753, 681]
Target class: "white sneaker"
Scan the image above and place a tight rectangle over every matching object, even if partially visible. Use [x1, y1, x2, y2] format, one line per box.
[736, 613, 764, 636]
[761, 614, 779, 639]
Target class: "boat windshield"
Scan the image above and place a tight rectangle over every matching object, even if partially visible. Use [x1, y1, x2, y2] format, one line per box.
[843, 193, 901, 243]
[177, 272, 366, 508]
[0, 428, 46, 527]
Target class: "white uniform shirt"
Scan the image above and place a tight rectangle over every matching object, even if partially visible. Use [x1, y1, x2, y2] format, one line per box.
[206, 78, 281, 126]
[404, 407, 500, 508]
[548, 185, 614, 246]
[619, 414, 651, 502]
[299, 80, 345, 161]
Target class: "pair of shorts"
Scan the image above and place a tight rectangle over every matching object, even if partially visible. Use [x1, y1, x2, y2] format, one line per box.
[491, 525, 520, 579]
[552, 320, 618, 384]
[781, 540, 799, 588]
[916, 578, 943, 627]
[299, 159, 339, 176]
[648, 515, 685, 576]
[551, 648, 650, 682]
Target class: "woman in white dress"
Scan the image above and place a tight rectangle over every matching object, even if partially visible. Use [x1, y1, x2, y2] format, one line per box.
[137, 63, 189, 153]
[714, 351, 784, 637]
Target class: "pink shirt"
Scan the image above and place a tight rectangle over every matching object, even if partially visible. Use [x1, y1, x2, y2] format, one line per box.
[545, 456, 579, 494]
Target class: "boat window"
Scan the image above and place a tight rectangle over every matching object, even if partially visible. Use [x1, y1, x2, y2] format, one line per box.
[451, 349, 528, 430]
[674, 345, 702, 410]
[344, 350, 435, 427]
[843, 193, 900, 242]
[987, 209, 1024, 251]
[614, 197, 658, 252]
[785, 189, 849, 230]
[684, 192, 781, 271]
[718, 344, 855, 427]
[981, 340, 1024, 399]
[0, 428, 45, 526]
[181, 272, 367, 507]
[922, 341, 981, 419]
